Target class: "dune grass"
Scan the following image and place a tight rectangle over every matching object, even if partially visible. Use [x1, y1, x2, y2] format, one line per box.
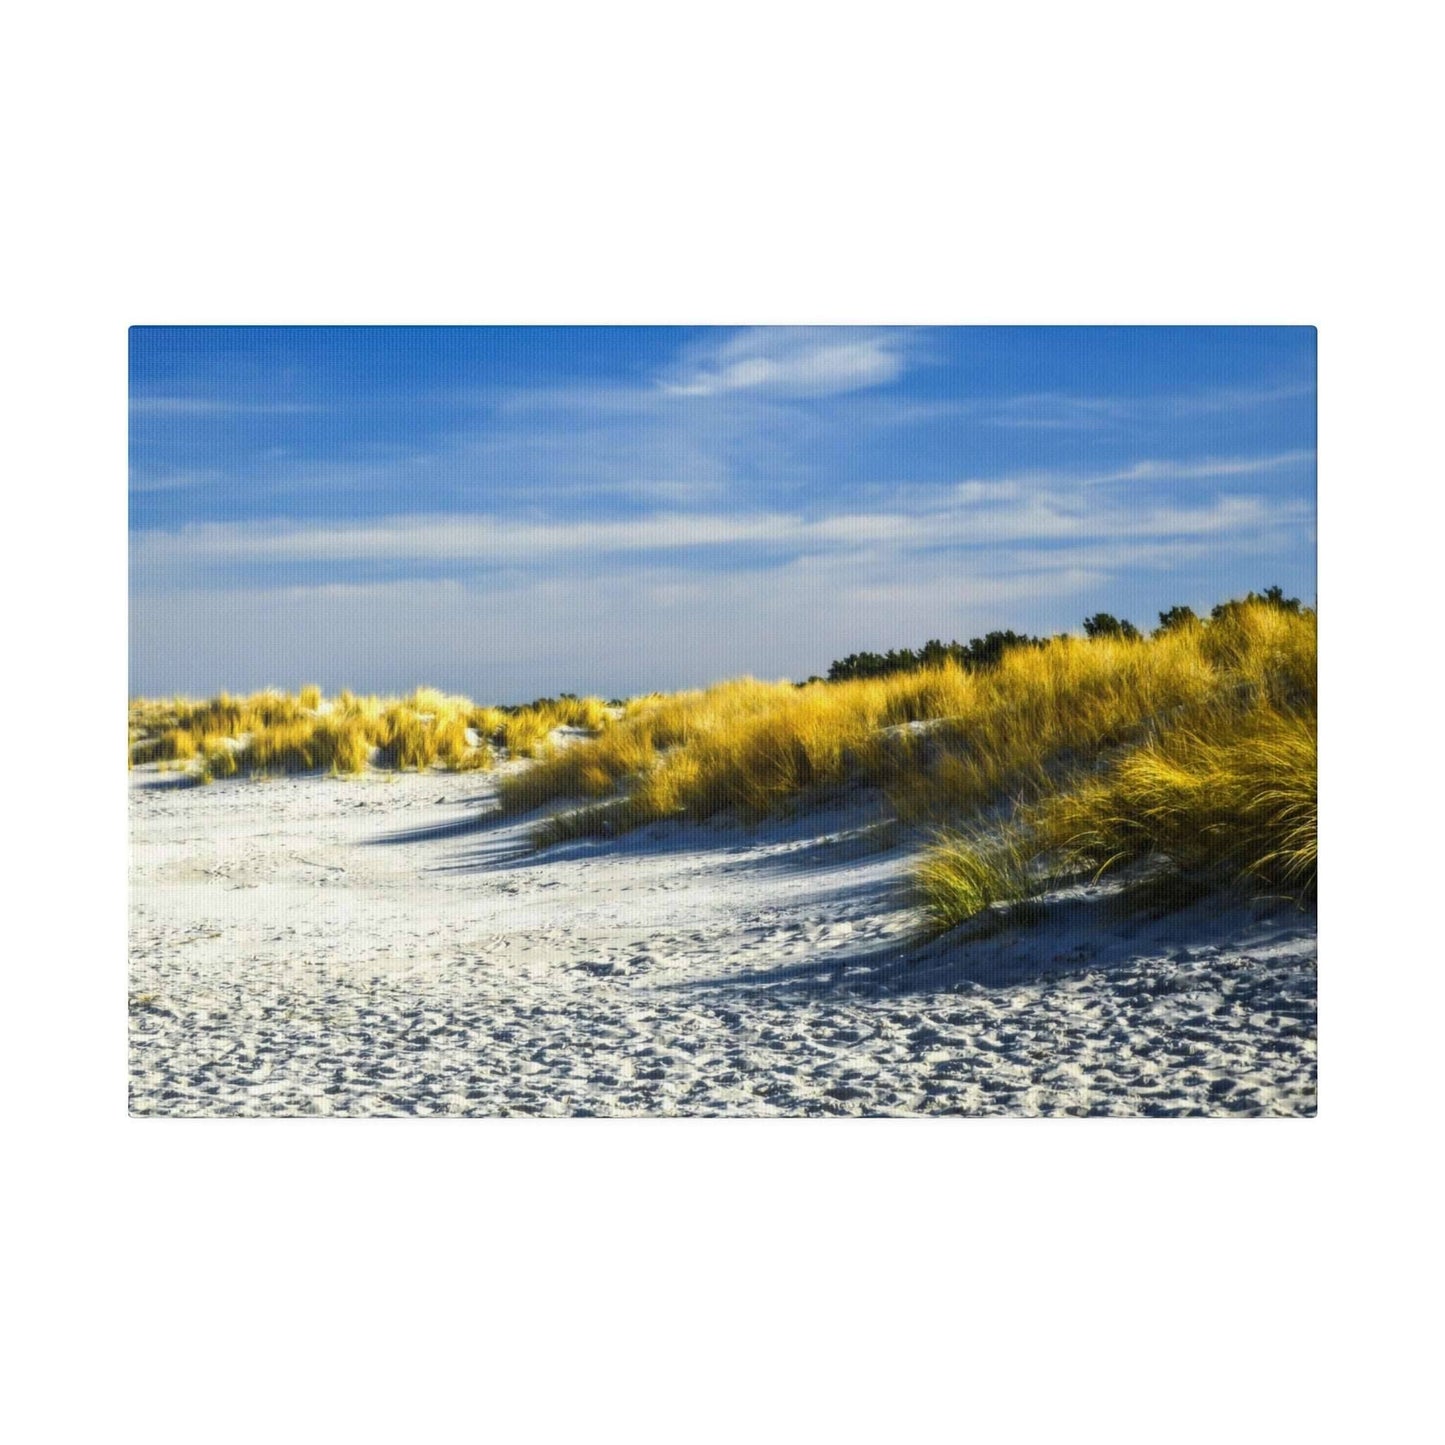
[131, 596, 1315, 930]
[907, 607, 1316, 930]
[497, 599, 1316, 925]
[502, 606, 1305, 831]
[1028, 700, 1317, 896]
[128, 687, 608, 778]
[910, 700, 1316, 932]
[913, 830, 1039, 934]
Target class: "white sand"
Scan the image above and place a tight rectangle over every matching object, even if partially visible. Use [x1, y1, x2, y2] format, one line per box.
[129, 765, 1316, 1116]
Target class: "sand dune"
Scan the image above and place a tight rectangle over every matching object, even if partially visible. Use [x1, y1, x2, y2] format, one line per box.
[129, 766, 1316, 1117]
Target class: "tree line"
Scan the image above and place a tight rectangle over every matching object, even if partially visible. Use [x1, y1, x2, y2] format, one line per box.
[822, 586, 1305, 682]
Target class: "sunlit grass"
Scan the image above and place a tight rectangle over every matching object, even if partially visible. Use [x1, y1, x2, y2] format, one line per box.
[908, 605, 1316, 928]
[1027, 701, 1317, 897]
[126, 686, 607, 777]
[913, 829, 1037, 932]
[501, 608, 1301, 834]
[499, 600, 1316, 922]
[498, 709, 556, 759]
[129, 598, 1316, 927]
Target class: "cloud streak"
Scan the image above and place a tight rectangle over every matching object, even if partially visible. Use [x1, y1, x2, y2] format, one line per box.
[1097, 450, 1315, 483]
[660, 326, 920, 398]
[133, 486, 1309, 578]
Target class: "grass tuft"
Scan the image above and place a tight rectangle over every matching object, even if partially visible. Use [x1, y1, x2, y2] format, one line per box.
[1029, 702, 1316, 897]
[913, 830, 1037, 933]
[128, 684, 599, 777]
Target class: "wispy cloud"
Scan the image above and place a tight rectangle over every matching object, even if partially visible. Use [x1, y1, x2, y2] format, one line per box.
[129, 560, 1116, 699]
[129, 518, 1303, 700]
[133, 484, 1310, 579]
[660, 326, 920, 398]
[128, 466, 224, 493]
[1097, 450, 1316, 483]
[965, 383, 1316, 431]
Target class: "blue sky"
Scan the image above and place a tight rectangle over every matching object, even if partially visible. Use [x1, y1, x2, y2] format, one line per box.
[130, 326, 1316, 701]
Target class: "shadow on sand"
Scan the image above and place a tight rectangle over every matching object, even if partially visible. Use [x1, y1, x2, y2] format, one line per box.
[355, 793, 1314, 1002]
[134, 775, 202, 791]
[657, 888, 1304, 1000]
[364, 793, 908, 877]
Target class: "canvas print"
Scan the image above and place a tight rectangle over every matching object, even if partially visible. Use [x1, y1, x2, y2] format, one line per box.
[129, 325, 1317, 1117]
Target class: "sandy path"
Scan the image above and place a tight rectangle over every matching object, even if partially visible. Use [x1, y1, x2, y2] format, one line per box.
[129, 768, 1316, 1116]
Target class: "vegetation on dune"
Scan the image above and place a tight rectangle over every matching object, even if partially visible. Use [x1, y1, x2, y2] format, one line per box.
[827, 629, 1046, 681]
[128, 687, 610, 779]
[501, 612, 1250, 829]
[130, 587, 1316, 934]
[908, 594, 1315, 930]
[913, 831, 1040, 934]
[1029, 702, 1317, 897]
[496, 591, 1317, 928]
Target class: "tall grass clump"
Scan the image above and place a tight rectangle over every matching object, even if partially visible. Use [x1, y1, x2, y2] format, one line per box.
[914, 829, 1037, 932]
[469, 706, 509, 743]
[128, 685, 516, 776]
[245, 720, 323, 774]
[310, 716, 380, 774]
[909, 600, 1316, 926]
[498, 709, 557, 759]
[491, 695, 612, 758]
[129, 726, 201, 765]
[1029, 702, 1317, 897]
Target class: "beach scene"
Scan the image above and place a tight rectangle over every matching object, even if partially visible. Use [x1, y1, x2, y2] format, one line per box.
[129, 325, 1317, 1117]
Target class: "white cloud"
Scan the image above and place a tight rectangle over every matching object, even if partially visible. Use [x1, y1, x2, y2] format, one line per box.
[129, 466, 224, 493]
[973, 382, 1316, 430]
[1100, 450, 1315, 483]
[661, 326, 917, 398]
[132, 485, 1310, 587]
[129, 486, 1313, 699]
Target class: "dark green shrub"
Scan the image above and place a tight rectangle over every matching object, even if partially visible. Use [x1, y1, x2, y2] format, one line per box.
[1211, 585, 1304, 621]
[1082, 613, 1141, 641]
[1155, 604, 1200, 635]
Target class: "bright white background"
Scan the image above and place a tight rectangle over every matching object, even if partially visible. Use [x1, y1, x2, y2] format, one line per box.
[4, 2, 1439, 1441]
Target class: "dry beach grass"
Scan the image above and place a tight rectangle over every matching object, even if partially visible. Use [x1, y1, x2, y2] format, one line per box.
[499, 598, 1316, 925]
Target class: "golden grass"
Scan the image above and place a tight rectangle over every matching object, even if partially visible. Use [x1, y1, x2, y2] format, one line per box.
[494, 695, 613, 757]
[1028, 702, 1317, 896]
[913, 830, 1037, 932]
[126, 686, 607, 777]
[498, 709, 557, 759]
[129, 726, 201, 765]
[907, 606, 1316, 926]
[912, 703, 1316, 931]
[129, 600, 1315, 922]
[499, 602, 1316, 917]
[501, 610, 1294, 829]
[469, 705, 508, 741]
